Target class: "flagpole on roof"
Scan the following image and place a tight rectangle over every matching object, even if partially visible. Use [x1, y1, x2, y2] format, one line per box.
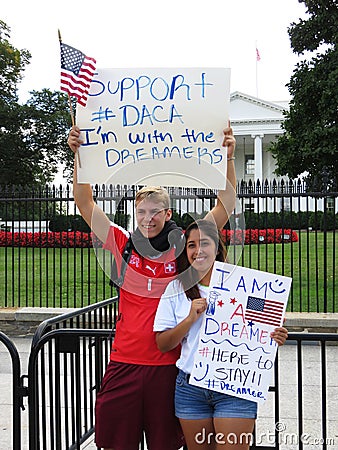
[58, 29, 81, 167]
[255, 41, 260, 98]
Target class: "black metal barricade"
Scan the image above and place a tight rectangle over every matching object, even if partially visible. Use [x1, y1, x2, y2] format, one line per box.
[27, 325, 338, 450]
[251, 333, 338, 450]
[2, 315, 338, 449]
[28, 328, 111, 450]
[0, 331, 28, 450]
[29, 296, 118, 449]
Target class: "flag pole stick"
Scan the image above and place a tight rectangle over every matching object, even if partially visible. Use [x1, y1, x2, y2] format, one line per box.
[59, 29, 82, 168]
[68, 93, 75, 127]
[67, 94, 81, 167]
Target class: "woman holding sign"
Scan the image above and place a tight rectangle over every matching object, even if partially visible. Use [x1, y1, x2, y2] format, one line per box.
[154, 219, 288, 449]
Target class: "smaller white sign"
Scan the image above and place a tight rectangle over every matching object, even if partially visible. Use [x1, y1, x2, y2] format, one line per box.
[190, 262, 292, 403]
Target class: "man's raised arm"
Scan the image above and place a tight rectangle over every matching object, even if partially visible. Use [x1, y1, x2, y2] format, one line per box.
[68, 126, 111, 244]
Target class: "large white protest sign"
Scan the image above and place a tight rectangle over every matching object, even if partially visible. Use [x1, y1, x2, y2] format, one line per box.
[190, 262, 292, 403]
[76, 68, 230, 188]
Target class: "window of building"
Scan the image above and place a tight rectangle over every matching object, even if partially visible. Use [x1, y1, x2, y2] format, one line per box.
[245, 155, 255, 175]
[327, 197, 335, 212]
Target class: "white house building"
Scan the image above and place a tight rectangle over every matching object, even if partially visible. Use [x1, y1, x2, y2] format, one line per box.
[229, 91, 288, 183]
[229, 92, 337, 215]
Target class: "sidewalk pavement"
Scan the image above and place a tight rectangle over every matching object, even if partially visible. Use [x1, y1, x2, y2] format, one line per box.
[1, 336, 337, 450]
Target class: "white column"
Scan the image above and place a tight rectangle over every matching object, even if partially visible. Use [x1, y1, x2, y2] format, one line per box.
[251, 134, 264, 181]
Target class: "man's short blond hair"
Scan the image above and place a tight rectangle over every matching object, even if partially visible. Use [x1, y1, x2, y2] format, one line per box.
[135, 186, 170, 209]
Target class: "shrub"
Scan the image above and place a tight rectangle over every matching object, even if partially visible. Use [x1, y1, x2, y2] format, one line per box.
[320, 211, 337, 231]
[49, 215, 90, 233]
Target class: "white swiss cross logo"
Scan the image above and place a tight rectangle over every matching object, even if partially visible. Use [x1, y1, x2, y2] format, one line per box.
[129, 255, 140, 268]
[164, 261, 176, 273]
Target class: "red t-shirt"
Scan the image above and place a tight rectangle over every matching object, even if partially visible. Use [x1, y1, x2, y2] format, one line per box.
[103, 224, 181, 365]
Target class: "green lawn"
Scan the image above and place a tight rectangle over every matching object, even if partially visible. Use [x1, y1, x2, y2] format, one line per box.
[0, 231, 336, 311]
[0, 246, 117, 308]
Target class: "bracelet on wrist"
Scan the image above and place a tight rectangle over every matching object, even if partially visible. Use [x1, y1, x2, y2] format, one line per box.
[227, 157, 236, 161]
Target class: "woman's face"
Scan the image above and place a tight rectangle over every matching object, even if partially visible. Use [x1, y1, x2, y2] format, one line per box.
[186, 228, 218, 277]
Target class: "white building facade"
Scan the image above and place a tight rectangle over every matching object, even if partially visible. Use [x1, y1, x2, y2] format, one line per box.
[229, 92, 337, 215]
[229, 91, 288, 183]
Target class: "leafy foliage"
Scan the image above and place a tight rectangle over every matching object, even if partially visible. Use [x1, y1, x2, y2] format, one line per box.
[0, 20, 30, 102]
[270, 0, 338, 187]
[0, 20, 73, 186]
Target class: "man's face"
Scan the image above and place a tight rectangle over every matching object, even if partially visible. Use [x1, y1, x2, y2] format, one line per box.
[135, 199, 172, 238]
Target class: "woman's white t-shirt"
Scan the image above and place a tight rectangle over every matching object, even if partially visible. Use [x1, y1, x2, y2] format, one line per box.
[153, 279, 209, 374]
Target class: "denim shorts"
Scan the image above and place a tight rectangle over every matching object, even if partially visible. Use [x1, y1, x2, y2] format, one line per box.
[175, 369, 257, 420]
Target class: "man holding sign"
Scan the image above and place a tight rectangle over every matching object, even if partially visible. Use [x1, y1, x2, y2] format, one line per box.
[154, 219, 288, 450]
[68, 121, 236, 450]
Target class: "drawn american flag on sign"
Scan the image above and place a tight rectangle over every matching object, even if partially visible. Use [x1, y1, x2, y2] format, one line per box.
[245, 296, 284, 327]
[60, 43, 96, 107]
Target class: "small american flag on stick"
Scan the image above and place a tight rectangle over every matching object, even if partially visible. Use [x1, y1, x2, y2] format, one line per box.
[59, 36, 96, 107]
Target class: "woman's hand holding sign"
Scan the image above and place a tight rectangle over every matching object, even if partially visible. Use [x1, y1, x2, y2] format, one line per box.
[270, 326, 288, 346]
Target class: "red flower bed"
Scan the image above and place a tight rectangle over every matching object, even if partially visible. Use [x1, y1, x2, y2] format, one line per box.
[221, 228, 298, 245]
[0, 229, 298, 248]
[0, 231, 92, 248]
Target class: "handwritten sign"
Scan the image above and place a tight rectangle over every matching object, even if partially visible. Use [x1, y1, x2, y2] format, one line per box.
[76, 68, 231, 188]
[190, 262, 292, 403]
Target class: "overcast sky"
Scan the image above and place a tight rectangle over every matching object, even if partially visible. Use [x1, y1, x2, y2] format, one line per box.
[3, 0, 308, 104]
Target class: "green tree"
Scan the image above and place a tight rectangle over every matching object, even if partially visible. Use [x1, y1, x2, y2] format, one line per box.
[0, 20, 73, 186]
[270, 0, 337, 188]
[0, 20, 30, 102]
[24, 89, 74, 183]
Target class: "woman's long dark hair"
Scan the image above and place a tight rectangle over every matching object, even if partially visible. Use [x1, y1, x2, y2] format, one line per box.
[177, 219, 227, 300]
